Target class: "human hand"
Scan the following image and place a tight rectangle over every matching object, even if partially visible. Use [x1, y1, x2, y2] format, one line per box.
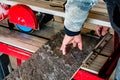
[96, 25, 109, 36]
[60, 34, 82, 55]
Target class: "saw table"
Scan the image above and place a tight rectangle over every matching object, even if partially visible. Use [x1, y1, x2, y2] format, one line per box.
[0, 0, 118, 80]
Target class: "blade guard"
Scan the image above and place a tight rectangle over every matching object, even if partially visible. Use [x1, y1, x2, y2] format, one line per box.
[8, 4, 38, 30]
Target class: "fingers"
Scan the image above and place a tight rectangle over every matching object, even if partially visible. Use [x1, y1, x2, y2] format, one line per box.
[78, 42, 82, 50]
[60, 34, 73, 55]
[77, 37, 82, 50]
[101, 27, 110, 36]
[60, 44, 66, 55]
[71, 40, 82, 50]
[96, 25, 110, 36]
[60, 34, 83, 55]
[96, 25, 103, 36]
[62, 34, 73, 45]
[72, 41, 77, 47]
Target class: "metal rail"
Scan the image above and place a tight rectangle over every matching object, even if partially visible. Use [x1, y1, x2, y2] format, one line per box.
[80, 33, 113, 74]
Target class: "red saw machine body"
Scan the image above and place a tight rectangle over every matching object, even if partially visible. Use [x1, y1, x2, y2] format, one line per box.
[8, 4, 38, 30]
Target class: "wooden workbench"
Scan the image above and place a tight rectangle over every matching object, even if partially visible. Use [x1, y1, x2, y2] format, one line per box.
[0, 26, 47, 53]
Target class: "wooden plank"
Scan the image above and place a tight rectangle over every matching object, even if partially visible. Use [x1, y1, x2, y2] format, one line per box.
[88, 0, 110, 27]
[88, 12, 109, 22]
[80, 35, 114, 75]
[8, 0, 64, 12]
[0, 26, 48, 53]
[0, 0, 107, 18]
[91, 0, 107, 15]
[0, 0, 111, 27]
[0, 0, 65, 17]
[100, 37, 114, 56]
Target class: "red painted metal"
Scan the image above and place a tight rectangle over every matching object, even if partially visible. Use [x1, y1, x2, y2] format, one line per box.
[73, 70, 104, 80]
[17, 58, 22, 66]
[0, 42, 32, 60]
[105, 32, 120, 80]
[0, 3, 9, 21]
[8, 4, 38, 30]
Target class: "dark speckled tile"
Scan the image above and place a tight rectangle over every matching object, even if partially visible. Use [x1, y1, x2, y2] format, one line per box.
[4, 31, 99, 80]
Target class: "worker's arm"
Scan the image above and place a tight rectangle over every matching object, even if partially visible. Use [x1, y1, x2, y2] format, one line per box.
[60, 0, 98, 55]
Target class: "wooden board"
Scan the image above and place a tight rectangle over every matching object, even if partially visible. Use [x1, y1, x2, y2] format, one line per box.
[0, 0, 110, 27]
[91, 0, 107, 15]
[8, 0, 64, 12]
[0, 0, 107, 18]
[0, 0, 65, 17]
[0, 26, 48, 53]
